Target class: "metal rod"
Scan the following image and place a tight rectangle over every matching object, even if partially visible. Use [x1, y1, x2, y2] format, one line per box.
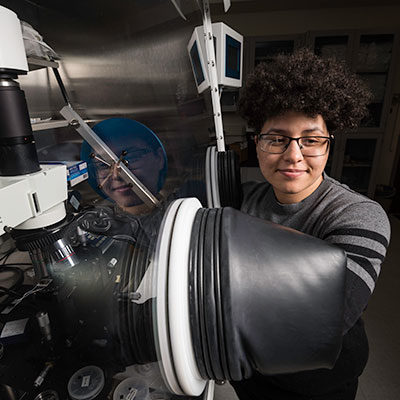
[52, 68, 71, 106]
[91, 154, 111, 167]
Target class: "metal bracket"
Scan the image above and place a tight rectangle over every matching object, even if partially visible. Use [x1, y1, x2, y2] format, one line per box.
[129, 260, 154, 305]
[203, 380, 215, 400]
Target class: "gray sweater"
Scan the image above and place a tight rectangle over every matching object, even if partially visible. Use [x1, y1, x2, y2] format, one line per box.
[241, 174, 391, 333]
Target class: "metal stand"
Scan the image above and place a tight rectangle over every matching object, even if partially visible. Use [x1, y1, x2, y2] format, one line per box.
[200, 0, 225, 152]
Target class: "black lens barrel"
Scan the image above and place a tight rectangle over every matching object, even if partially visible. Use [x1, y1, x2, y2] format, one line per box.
[0, 78, 40, 176]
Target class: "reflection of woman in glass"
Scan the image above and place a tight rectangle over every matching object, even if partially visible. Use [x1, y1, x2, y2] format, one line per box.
[81, 118, 167, 215]
[79, 119, 168, 378]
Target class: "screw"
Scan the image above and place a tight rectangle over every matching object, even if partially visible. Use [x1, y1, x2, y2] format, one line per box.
[130, 292, 141, 301]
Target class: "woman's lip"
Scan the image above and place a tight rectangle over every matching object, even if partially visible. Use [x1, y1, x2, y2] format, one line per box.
[112, 185, 131, 192]
[277, 169, 306, 178]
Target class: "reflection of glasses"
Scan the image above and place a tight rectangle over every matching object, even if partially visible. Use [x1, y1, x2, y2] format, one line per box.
[257, 134, 334, 157]
[94, 149, 153, 178]
[123, 149, 153, 164]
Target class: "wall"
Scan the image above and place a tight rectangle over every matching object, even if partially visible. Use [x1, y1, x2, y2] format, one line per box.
[217, 6, 400, 35]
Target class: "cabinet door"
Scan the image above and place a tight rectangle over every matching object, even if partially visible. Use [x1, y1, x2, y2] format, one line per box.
[336, 134, 382, 198]
[354, 33, 396, 130]
[245, 35, 302, 75]
[307, 31, 354, 65]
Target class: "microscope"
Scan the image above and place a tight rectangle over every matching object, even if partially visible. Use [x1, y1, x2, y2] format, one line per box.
[0, 6, 77, 281]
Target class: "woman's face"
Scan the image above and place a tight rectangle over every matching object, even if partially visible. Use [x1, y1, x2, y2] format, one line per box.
[256, 111, 330, 204]
[94, 139, 165, 208]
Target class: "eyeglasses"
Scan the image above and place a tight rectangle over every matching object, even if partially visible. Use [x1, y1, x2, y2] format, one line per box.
[257, 134, 334, 157]
[93, 149, 153, 178]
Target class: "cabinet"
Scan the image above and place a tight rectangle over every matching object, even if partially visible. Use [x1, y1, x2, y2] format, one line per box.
[326, 133, 382, 197]
[308, 30, 397, 131]
[245, 34, 304, 74]
[308, 30, 398, 198]
[243, 30, 398, 197]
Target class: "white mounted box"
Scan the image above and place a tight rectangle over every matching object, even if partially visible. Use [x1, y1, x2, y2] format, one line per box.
[0, 6, 28, 73]
[41, 161, 88, 187]
[187, 26, 210, 94]
[188, 22, 243, 93]
[0, 164, 67, 232]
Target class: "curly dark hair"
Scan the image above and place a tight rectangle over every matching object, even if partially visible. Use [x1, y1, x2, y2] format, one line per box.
[238, 48, 372, 132]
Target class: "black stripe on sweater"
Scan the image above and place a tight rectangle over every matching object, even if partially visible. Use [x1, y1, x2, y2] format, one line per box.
[325, 228, 388, 248]
[338, 243, 385, 262]
[347, 254, 378, 281]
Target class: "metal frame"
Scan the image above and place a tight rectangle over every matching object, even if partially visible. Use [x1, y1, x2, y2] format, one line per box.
[334, 132, 383, 198]
[200, 0, 225, 152]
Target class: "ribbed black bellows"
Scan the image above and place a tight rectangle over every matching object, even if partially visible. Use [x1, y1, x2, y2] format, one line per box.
[217, 150, 242, 209]
[189, 208, 232, 381]
[117, 227, 157, 366]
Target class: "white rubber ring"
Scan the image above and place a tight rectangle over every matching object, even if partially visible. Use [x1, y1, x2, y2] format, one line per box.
[154, 199, 185, 395]
[210, 147, 221, 208]
[205, 146, 213, 208]
[168, 198, 207, 395]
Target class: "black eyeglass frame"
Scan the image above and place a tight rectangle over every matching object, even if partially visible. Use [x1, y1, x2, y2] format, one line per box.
[256, 133, 334, 157]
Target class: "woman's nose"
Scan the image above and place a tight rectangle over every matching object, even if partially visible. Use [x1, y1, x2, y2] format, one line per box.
[110, 162, 121, 179]
[282, 140, 304, 162]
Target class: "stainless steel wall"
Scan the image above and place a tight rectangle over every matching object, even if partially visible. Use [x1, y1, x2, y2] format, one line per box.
[0, 0, 212, 199]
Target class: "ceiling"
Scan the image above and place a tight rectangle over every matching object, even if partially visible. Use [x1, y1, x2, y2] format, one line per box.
[11, 0, 400, 20]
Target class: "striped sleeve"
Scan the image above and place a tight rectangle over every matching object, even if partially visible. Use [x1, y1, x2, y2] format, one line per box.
[323, 203, 390, 333]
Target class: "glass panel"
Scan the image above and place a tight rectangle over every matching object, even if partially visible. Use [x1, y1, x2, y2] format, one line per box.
[324, 139, 335, 176]
[357, 72, 388, 127]
[254, 40, 294, 66]
[340, 138, 376, 194]
[341, 166, 370, 194]
[361, 102, 384, 128]
[357, 34, 394, 72]
[221, 89, 239, 111]
[314, 35, 348, 62]
[358, 73, 387, 102]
